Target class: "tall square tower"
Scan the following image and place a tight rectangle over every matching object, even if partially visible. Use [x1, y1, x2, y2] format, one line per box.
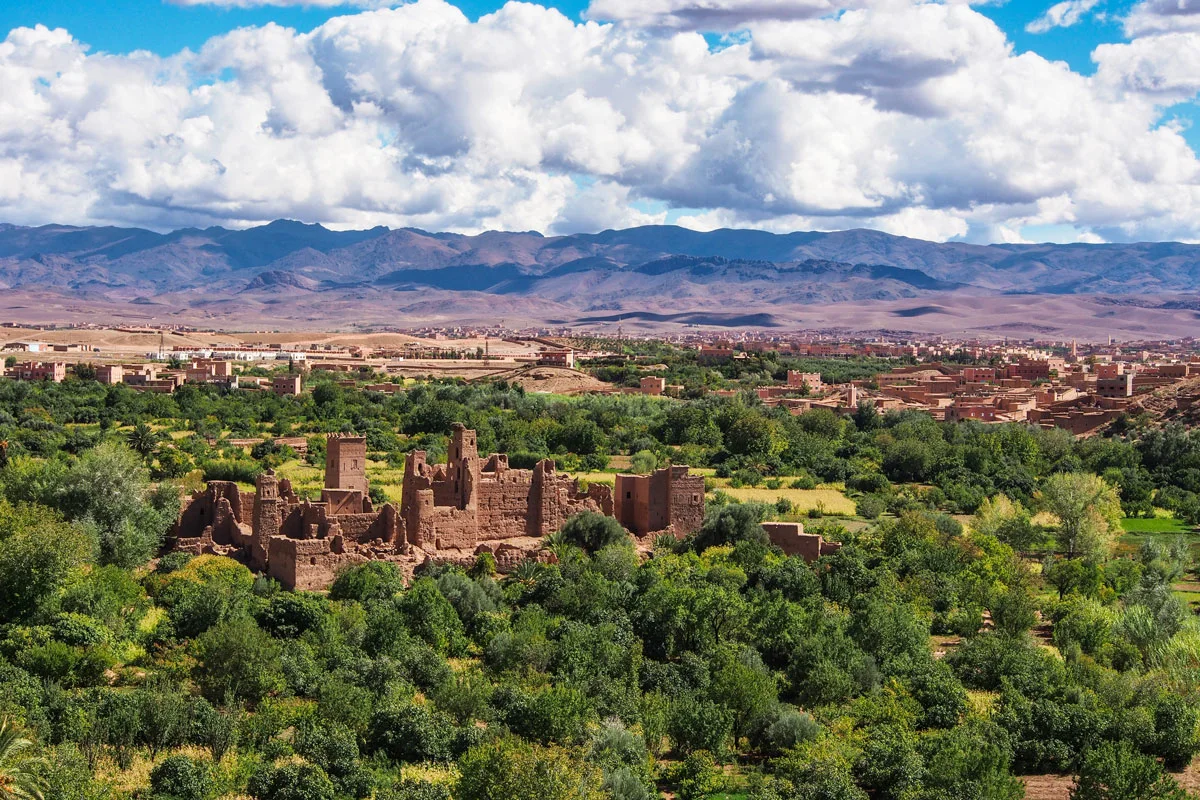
[325, 435, 368, 494]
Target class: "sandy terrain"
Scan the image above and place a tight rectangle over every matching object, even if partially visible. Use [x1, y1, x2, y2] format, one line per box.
[2, 286, 1198, 341]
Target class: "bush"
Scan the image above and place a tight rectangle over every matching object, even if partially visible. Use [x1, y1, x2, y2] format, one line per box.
[558, 512, 629, 553]
[150, 754, 212, 800]
[856, 494, 887, 520]
[193, 618, 285, 703]
[1070, 741, 1188, 800]
[248, 763, 337, 800]
[367, 702, 456, 763]
[693, 503, 769, 551]
[198, 459, 262, 484]
[256, 593, 330, 639]
[377, 780, 452, 800]
[789, 473, 817, 490]
[329, 561, 405, 602]
[672, 751, 722, 800]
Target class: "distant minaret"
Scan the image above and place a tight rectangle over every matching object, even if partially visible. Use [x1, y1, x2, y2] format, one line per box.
[1071, 339, 1077, 358]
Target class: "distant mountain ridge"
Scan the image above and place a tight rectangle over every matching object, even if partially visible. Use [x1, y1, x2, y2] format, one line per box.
[2, 220, 1200, 307]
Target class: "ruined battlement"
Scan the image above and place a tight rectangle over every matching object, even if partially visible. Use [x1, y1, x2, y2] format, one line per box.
[170, 424, 703, 590]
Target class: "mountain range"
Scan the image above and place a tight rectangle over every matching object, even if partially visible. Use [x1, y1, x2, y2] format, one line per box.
[2, 220, 1199, 336]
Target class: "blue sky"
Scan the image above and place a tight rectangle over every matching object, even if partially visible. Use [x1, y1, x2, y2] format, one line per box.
[3, 0, 1199, 242]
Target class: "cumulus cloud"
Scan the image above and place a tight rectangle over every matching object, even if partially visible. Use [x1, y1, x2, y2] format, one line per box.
[1124, 0, 1200, 35]
[1094, 31, 1200, 100]
[2, 0, 1200, 242]
[582, 0, 869, 30]
[1026, 0, 1100, 33]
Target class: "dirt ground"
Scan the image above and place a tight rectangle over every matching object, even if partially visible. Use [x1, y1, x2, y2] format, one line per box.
[1021, 760, 1200, 799]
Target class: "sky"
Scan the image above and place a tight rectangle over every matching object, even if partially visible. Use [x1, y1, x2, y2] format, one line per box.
[2, 0, 1200, 244]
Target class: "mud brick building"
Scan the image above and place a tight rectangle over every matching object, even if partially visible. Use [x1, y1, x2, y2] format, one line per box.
[613, 466, 705, 537]
[399, 424, 615, 549]
[170, 424, 704, 591]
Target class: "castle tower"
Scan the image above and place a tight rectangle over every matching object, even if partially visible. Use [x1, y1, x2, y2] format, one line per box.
[325, 434, 368, 495]
[251, 469, 282, 571]
[449, 423, 480, 511]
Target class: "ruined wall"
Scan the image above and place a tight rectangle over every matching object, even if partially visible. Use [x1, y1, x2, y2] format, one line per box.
[476, 476, 538, 540]
[762, 522, 841, 562]
[172, 481, 245, 546]
[322, 488, 366, 517]
[268, 537, 336, 592]
[668, 468, 706, 536]
[615, 466, 703, 538]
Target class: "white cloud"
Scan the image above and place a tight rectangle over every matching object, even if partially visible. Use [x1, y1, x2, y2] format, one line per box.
[582, 0, 870, 30]
[1094, 32, 1200, 100]
[1124, 0, 1200, 35]
[1, 0, 1200, 243]
[1026, 0, 1100, 33]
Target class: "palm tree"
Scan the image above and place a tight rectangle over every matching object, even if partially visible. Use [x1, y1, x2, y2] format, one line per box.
[126, 422, 160, 459]
[0, 718, 47, 800]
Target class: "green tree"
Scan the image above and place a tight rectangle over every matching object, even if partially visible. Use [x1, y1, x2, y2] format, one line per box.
[191, 698, 238, 764]
[397, 578, 467, 656]
[630, 450, 658, 474]
[558, 512, 629, 553]
[193, 618, 285, 703]
[59, 442, 179, 568]
[693, 503, 769, 551]
[455, 737, 605, 800]
[0, 500, 95, 623]
[149, 754, 212, 800]
[1070, 742, 1189, 800]
[248, 763, 336, 800]
[126, 423, 161, 459]
[138, 680, 189, 760]
[973, 494, 1040, 551]
[329, 561, 404, 602]
[1040, 473, 1123, 562]
[920, 720, 1024, 800]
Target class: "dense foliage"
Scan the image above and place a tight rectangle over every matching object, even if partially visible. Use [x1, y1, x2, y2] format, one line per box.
[0, 357, 1197, 798]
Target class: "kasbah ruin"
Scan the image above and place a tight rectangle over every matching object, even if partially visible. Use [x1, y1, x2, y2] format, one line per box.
[169, 423, 709, 590]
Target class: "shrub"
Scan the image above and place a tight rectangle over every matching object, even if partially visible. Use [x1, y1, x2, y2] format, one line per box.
[150, 754, 212, 800]
[247, 763, 337, 800]
[856, 494, 887, 520]
[558, 512, 629, 553]
[329, 561, 405, 602]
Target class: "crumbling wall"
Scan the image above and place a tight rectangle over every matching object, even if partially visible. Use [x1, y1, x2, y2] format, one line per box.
[172, 481, 244, 545]
[668, 468, 705, 536]
[761, 522, 841, 562]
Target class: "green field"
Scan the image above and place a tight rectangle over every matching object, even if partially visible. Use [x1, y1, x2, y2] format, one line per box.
[1121, 516, 1193, 534]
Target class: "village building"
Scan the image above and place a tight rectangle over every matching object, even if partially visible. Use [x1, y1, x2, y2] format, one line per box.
[4, 361, 67, 382]
[272, 374, 303, 397]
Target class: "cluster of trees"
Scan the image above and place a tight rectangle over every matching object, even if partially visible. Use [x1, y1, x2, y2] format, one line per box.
[3, 358, 1198, 524]
[0, 353, 1199, 799]
[581, 342, 901, 395]
[0, 439, 1197, 798]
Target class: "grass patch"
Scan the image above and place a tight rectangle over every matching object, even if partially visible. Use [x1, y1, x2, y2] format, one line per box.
[1121, 516, 1192, 534]
[713, 487, 856, 515]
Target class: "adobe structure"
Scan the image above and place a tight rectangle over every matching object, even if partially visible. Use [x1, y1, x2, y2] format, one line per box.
[169, 424, 704, 591]
[761, 522, 843, 563]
